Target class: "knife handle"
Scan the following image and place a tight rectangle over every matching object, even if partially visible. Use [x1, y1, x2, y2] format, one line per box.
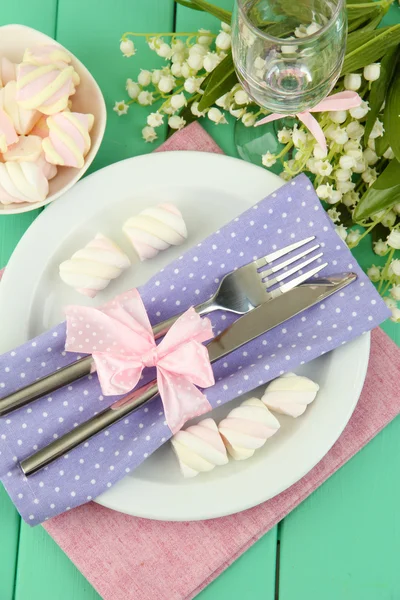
[0, 356, 94, 417]
[20, 381, 159, 476]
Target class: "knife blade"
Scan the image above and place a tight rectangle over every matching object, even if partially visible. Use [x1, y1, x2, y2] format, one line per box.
[20, 272, 356, 476]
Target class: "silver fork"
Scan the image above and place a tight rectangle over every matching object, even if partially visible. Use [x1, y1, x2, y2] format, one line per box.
[0, 236, 325, 416]
[152, 237, 322, 336]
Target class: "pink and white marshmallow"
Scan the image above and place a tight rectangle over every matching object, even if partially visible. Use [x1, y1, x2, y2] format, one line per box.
[0, 81, 41, 135]
[59, 233, 131, 298]
[0, 106, 18, 153]
[23, 45, 72, 67]
[16, 62, 78, 115]
[0, 161, 49, 204]
[30, 114, 49, 139]
[123, 203, 187, 261]
[35, 153, 57, 180]
[171, 418, 229, 478]
[0, 56, 17, 87]
[261, 373, 319, 418]
[42, 111, 94, 168]
[218, 398, 280, 460]
[2, 135, 42, 162]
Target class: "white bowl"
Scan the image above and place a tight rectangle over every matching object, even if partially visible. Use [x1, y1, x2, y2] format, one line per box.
[0, 24, 107, 215]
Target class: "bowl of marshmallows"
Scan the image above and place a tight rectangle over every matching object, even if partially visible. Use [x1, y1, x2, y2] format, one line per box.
[0, 24, 107, 214]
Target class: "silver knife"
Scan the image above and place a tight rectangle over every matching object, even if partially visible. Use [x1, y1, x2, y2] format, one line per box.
[20, 272, 356, 476]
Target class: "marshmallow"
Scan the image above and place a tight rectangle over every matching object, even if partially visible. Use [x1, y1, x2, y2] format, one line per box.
[171, 418, 228, 478]
[59, 233, 131, 297]
[3, 135, 42, 162]
[261, 373, 319, 417]
[23, 44, 72, 66]
[30, 114, 49, 139]
[35, 153, 57, 180]
[0, 56, 17, 87]
[0, 106, 18, 152]
[0, 161, 49, 204]
[0, 81, 41, 135]
[16, 62, 78, 115]
[218, 398, 280, 460]
[123, 203, 187, 261]
[42, 111, 94, 168]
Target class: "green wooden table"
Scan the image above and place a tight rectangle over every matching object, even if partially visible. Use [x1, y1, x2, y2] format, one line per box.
[0, 2, 399, 599]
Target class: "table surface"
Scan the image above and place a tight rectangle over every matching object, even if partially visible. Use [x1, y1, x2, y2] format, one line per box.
[0, 2, 399, 599]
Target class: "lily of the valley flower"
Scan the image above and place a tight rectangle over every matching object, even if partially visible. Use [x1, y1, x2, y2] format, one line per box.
[120, 39, 136, 57]
[387, 230, 400, 250]
[262, 152, 276, 167]
[142, 126, 157, 142]
[113, 100, 129, 116]
[208, 107, 227, 124]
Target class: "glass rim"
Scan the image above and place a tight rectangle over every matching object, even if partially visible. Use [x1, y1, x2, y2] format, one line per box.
[236, 0, 345, 45]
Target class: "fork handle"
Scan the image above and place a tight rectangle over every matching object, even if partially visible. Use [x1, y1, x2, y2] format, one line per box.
[0, 298, 216, 417]
[152, 297, 215, 337]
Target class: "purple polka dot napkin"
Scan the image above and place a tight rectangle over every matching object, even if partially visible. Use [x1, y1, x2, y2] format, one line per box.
[0, 172, 390, 525]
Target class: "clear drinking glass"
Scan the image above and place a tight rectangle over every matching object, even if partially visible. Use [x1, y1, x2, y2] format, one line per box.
[231, 0, 347, 165]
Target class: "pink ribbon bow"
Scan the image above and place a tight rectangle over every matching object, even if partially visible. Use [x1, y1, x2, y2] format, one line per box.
[65, 289, 215, 433]
[255, 91, 362, 152]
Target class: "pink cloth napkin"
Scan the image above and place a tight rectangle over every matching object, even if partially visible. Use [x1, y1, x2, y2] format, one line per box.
[2, 123, 399, 600]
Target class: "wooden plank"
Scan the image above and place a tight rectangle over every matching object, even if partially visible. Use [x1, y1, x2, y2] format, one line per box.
[0, 1, 59, 267]
[278, 417, 400, 600]
[175, 2, 277, 599]
[278, 9, 400, 594]
[12, 2, 173, 600]
[197, 530, 278, 600]
[0, 5, 58, 599]
[15, 523, 101, 600]
[56, 0, 175, 172]
[175, 0, 239, 156]
[0, 485, 20, 600]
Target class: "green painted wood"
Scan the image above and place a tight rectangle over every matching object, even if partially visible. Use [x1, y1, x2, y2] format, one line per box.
[14, 523, 101, 600]
[1, 1, 399, 599]
[56, 0, 175, 173]
[278, 6, 400, 598]
[0, 1, 59, 267]
[175, 0, 239, 156]
[197, 529, 278, 600]
[278, 416, 400, 600]
[0, 485, 20, 600]
[0, 6, 58, 600]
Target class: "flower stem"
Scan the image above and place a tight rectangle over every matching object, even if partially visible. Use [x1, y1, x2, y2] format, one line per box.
[121, 31, 216, 41]
[378, 247, 395, 292]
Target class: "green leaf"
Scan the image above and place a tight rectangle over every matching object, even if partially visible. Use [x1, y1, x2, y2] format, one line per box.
[174, 0, 232, 23]
[174, 0, 203, 10]
[383, 61, 400, 162]
[345, 28, 381, 54]
[261, 19, 298, 38]
[198, 52, 238, 111]
[347, 4, 381, 18]
[343, 24, 400, 72]
[178, 94, 200, 129]
[364, 46, 399, 142]
[363, 10, 388, 31]
[375, 133, 390, 157]
[348, 10, 380, 33]
[347, 6, 385, 33]
[353, 159, 400, 221]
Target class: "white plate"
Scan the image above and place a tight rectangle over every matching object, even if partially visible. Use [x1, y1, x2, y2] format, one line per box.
[0, 151, 369, 521]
